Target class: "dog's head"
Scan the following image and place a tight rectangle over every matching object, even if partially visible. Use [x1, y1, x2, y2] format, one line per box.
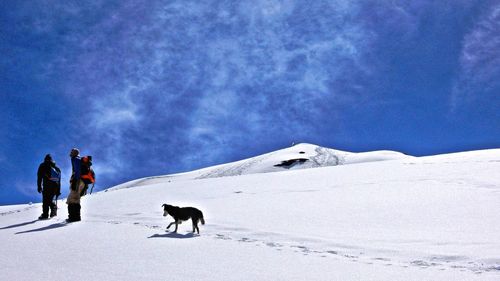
[162, 204, 170, 217]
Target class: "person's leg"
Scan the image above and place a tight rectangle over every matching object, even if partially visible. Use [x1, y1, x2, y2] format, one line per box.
[74, 203, 81, 221]
[67, 183, 79, 221]
[67, 180, 84, 222]
[49, 188, 57, 217]
[39, 189, 50, 219]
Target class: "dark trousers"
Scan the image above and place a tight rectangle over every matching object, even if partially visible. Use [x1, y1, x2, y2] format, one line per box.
[42, 188, 57, 216]
[67, 203, 81, 221]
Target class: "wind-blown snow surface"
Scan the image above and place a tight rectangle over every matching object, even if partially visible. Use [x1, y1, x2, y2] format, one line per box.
[1, 144, 499, 280]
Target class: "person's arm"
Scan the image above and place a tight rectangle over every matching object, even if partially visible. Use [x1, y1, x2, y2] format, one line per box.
[37, 164, 43, 193]
[72, 158, 81, 180]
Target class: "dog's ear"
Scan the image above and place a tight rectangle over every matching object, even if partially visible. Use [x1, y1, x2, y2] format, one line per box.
[162, 204, 166, 208]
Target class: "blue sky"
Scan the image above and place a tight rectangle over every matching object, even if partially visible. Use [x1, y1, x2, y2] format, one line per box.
[1, 0, 499, 205]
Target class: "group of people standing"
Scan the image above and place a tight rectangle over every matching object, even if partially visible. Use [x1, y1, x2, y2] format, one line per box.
[36, 148, 89, 222]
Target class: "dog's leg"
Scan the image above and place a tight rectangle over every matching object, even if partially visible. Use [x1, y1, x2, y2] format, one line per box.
[174, 221, 179, 233]
[193, 219, 200, 234]
[167, 222, 175, 230]
[192, 219, 197, 233]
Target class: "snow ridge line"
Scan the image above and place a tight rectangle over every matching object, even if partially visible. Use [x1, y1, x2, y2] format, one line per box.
[196, 150, 278, 179]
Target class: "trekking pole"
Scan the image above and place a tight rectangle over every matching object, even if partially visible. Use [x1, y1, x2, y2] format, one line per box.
[90, 183, 95, 195]
[55, 183, 60, 209]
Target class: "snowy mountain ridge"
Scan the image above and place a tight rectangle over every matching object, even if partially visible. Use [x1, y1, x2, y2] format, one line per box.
[191, 143, 412, 179]
[108, 143, 412, 191]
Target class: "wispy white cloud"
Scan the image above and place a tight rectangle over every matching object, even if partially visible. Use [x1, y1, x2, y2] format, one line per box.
[15, 180, 37, 198]
[28, 1, 380, 176]
[176, 1, 373, 165]
[451, 3, 500, 112]
[92, 93, 140, 129]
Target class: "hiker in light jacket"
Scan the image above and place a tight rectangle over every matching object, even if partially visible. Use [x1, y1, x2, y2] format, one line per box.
[67, 148, 85, 222]
[37, 154, 61, 219]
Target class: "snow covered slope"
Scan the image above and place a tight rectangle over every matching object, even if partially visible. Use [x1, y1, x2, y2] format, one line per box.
[1, 145, 499, 281]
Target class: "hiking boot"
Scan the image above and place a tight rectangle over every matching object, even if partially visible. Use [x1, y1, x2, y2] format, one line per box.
[50, 207, 57, 217]
[38, 214, 49, 220]
[67, 203, 81, 222]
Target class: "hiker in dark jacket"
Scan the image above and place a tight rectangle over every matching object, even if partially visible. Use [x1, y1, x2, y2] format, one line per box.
[37, 154, 61, 220]
[66, 148, 85, 222]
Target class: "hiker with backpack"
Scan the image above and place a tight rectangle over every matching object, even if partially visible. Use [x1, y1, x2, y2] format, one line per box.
[67, 148, 95, 222]
[37, 154, 61, 220]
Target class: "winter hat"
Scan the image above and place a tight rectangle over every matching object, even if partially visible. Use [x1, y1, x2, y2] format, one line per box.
[70, 148, 80, 157]
[44, 154, 52, 161]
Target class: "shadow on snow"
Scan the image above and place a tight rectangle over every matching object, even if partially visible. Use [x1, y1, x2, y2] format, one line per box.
[0, 220, 38, 230]
[148, 231, 198, 239]
[15, 222, 68, 234]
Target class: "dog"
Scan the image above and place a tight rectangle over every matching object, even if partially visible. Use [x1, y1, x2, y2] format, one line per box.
[162, 204, 205, 234]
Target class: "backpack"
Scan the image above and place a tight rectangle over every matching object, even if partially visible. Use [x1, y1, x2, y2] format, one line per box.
[80, 156, 95, 185]
[48, 166, 61, 183]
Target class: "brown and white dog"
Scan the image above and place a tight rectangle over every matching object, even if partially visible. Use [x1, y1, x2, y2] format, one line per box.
[162, 204, 205, 234]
